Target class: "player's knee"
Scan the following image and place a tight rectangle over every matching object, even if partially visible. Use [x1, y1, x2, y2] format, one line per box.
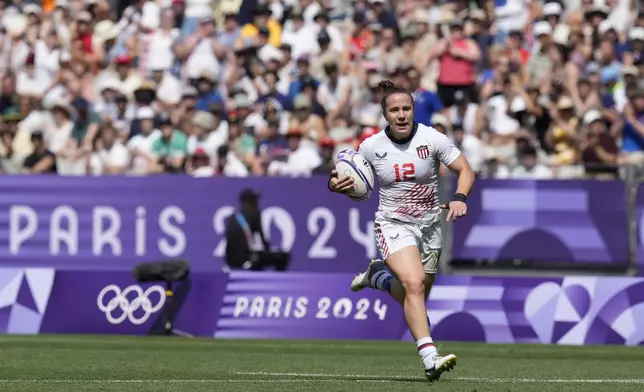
[400, 276, 425, 297]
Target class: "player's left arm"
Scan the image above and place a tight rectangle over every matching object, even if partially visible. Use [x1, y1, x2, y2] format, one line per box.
[433, 133, 475, 221]
[446, 155, 475, 198]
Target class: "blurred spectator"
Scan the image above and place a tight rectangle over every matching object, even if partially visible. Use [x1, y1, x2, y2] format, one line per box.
[621, 89, 644, 164]
[496, 144, 553, 180]
[436, 114, 484, 175]
[89, 124, 130, 175]
[189, 147, 214, 177]
[24, 131, 56, 174]
[580, 109, 618, 179]
[0, 0, 641, 180]
[430, 19, 480, 107]
[186, 110, 227, 158]
[127, 106, 160, 175]
[151, 118, 188, 172]
[0, 130, 23, 174]
[313, 136, 336, 174]
[267, 128, 321, 177]
[409, 67, 444, 126]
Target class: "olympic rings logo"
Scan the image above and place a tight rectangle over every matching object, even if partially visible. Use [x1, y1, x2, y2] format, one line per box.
[97, 285, 166, 325]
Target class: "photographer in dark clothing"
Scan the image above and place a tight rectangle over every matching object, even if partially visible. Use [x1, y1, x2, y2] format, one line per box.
[224, 189, 289, 271]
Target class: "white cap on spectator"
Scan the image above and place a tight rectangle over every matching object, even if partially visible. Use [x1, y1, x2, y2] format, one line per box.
[293, 94, 312, 110]
[597, 20, 615, 35]
[259, 46, 283, 63]
[234, 95, 252, 109]
[51, 103, 77, 119]
[553, 24, 570, 45]
[181, 86, 198, 98]
[469, 9, 486, 22]
[583, 110, 603, 125]
[437, 10, 455, 25]
[2, 14, 28, 37]
[623, 65, 639, 77]
[630, 27, 644, 41]
[136, 107, 156, 120]
[556, 96, 574, 110]
[533, 21, 552, 37]
[94, 20, 120, 44]
[192, 111, 215, 130]
[99, 78, 121, 93]
[23, 4, 41, 14]
[76, 11, 92, 23]
[360, 112, 378, 127]
[414, 9, 429, 24]
[60, 50, 72, 63]
[587, 4, 609, 16]
[149, 61, 170, 72]
[543, 2, 562, 16]
[431, 114, 449, 128]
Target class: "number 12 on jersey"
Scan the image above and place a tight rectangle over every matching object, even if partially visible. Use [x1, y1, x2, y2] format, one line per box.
[394, 163, 416, 182]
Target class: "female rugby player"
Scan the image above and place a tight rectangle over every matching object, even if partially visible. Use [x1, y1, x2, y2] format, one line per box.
[328, 80, 475, 382]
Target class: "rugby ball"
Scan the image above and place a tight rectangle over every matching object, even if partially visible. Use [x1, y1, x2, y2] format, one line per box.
[335, 149, 375, 200]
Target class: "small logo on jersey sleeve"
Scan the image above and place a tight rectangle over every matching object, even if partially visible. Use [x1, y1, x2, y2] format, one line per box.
[375, 152, 388, 160]
[416, 145, 429, 159]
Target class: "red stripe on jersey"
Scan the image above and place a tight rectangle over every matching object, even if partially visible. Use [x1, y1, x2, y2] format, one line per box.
[374, 223, 390, 259]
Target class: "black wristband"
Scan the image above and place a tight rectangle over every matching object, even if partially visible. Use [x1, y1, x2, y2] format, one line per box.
[453, 193, 467, 202]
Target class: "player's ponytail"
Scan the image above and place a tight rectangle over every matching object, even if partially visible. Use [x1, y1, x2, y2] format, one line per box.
[378, 80, 396, 91]
[378, 79, 414, 112]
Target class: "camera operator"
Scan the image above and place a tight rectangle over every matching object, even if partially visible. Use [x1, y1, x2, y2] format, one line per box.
[224, 189, 289, 271]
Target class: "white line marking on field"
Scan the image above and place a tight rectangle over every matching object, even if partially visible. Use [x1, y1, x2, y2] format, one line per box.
[234, 371, 644, 384]
[2, 374, 644, 385]
[0, 380, 345, 384]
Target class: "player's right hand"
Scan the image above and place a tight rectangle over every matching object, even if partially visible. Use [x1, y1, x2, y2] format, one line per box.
[329, 169, 355, 193]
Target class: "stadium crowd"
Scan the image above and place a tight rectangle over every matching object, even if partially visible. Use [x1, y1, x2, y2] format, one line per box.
[0, 0, 642, 179]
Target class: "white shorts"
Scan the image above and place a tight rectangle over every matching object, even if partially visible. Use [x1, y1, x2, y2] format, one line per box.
[373, 217, 442, 274]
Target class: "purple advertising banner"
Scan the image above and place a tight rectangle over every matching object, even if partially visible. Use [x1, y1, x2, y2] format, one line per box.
[0, 268, 227, 336]
[0, 176, 380, 273]
[451, 180, 629, 265]
[215, 271, 405, 340]
[0, 176, 635, 271]
[636, 184, 644, 266]
[3, 268, 644, 345]
[40, 271, 228, 336]
[424, 275, 644, 346]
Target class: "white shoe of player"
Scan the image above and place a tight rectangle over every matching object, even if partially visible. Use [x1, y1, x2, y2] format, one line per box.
[424, 353, 457, 382]
[350, 259, 385, 292]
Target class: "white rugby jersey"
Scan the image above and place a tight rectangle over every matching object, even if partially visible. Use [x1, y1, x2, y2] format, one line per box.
[358, 122, 461, 224]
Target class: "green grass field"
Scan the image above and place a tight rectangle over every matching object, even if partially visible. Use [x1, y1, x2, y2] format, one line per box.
[0, 335, 643, 392]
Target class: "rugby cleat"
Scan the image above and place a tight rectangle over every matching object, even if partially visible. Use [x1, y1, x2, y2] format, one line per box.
[424, 353, 457, 382]
[350, 259, 385, 292]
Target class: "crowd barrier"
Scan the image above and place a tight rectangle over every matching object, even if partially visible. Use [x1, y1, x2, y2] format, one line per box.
[3, 268, 643, 346]
[0, 176, 643, 272]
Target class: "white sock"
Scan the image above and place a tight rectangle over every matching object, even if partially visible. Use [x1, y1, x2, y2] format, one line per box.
[416, 337, 436, 368]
